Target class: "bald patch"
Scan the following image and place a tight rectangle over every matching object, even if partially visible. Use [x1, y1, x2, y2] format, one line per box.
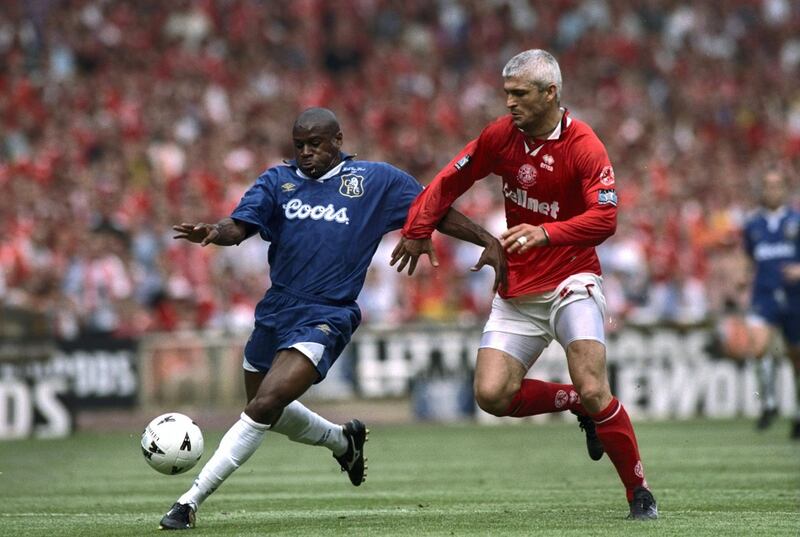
[294, 107, 340, 135]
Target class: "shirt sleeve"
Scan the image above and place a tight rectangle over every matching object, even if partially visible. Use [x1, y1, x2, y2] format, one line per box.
[402, 126, 497, 239]
[230, 170, 278, 242]
[382, 166, 424, 233]
[541, 136, 617, 247]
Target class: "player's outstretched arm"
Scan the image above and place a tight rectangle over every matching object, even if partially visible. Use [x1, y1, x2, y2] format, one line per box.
[390, 236, 438, 276]
[437, 208, 507, 292]
[172, 217, 253, 247]
[390, 209, 507, 292]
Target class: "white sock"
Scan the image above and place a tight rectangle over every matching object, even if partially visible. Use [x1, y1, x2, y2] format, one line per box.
[270, 400, 348, 456]
[177, 412, 268, 511]
[756, 355, 777, 411]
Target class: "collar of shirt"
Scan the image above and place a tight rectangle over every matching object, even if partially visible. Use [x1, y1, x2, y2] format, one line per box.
[522, 108, 572, 156]
[294, 159, 347, 182]
[762, 205, 789, 232]
[284, 152, 355, 181]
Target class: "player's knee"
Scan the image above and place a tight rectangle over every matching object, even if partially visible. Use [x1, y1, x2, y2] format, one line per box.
[576, 381, 611, 413]
[245, 393, 288, 425]
[475, 394, 510, 416]
[474, 382, 515, 416]
[567, 340, 610, 409]
[577, 383, 606, 404]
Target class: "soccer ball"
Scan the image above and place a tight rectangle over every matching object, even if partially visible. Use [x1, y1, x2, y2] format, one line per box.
[141, 412, 204, 475]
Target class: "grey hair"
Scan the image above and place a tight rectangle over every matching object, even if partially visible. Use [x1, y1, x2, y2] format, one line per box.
[502, 49, 562, 100]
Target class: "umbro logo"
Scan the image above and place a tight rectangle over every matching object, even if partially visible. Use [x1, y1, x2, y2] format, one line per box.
[281, 182, 297, 192]
[315, 324, 332, 335]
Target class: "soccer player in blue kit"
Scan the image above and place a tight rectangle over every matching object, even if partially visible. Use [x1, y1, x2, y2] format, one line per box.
[159, 108, 506, 530]
[742, 168, 800, 438]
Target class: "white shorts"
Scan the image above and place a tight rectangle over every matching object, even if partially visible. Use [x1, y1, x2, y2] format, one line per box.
[480, 273, 606, 368]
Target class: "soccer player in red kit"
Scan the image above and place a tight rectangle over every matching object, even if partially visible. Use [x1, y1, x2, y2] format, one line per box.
[391, 49, 657, 520]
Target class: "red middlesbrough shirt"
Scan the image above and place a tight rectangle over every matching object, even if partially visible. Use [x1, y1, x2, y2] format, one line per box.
[402, 111, 617, 298]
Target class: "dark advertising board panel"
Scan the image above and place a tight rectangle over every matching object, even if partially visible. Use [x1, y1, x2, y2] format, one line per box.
[0, 311, 138, 439]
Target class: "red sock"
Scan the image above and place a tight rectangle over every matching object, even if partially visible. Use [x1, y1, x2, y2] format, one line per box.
[504, 379, 587, 417]
[592, 398, 647, 501]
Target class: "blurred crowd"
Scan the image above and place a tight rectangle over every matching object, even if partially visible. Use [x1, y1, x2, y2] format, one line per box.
[2, 0, 800, 339]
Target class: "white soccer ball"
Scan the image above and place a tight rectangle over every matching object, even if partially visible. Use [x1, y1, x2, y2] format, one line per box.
[141, 412, 204, 475]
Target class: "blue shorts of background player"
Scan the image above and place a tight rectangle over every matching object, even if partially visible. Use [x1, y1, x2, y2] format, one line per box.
[243, 288, 361, 381]
[750, 289, 800, 345]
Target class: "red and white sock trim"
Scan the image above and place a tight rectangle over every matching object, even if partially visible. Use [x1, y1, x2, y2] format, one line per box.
[593, 399, 621, 425]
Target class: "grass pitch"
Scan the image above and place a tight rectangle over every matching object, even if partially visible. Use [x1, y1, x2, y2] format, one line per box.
[1, 418, 798, 536]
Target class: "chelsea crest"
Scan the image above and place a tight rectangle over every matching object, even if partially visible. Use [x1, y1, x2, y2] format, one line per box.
[340, 174, 364, 198]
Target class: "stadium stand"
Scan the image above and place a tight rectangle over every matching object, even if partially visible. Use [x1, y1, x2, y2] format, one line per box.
[2, 0, 799, 338]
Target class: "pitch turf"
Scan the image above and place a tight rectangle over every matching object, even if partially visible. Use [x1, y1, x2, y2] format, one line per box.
[1, 418, 798, 536]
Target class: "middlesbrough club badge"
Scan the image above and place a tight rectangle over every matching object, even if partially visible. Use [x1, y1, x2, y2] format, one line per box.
[516, 163, 537, 187]
[599, 165, 615, 186]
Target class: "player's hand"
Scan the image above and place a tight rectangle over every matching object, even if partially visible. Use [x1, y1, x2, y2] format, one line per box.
[390, 237, 439, 276]
[500, 224, 548, 254]
[783, 263, 800, 282]
[172, 223, 219, 247]
[471, 238, 508, 293]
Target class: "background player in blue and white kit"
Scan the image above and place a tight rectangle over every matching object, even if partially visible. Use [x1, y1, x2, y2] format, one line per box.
[159, 108, 506, 530]
[742, 169, 800, 438]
